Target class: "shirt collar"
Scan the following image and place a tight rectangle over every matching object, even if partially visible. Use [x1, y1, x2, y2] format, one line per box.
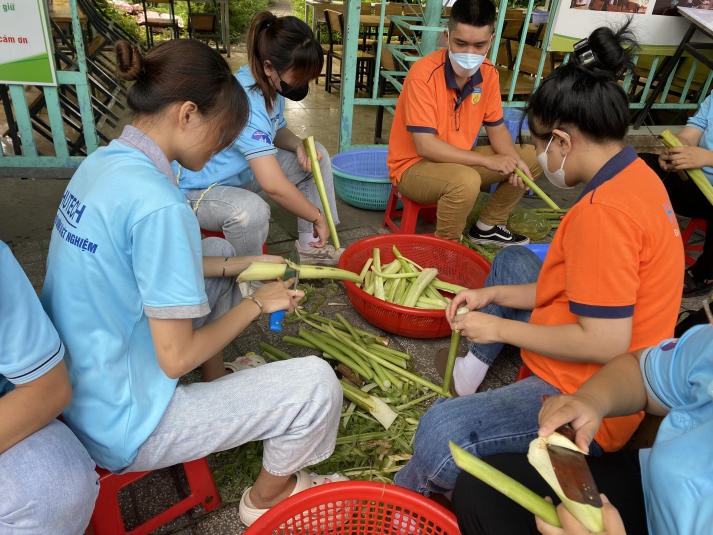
[445, 50, 483, 107]
[117, 125, 177, 185]
[579, 146, 638, 200]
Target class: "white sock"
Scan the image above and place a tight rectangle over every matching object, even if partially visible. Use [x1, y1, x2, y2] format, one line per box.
[476, 219, 494, 231]
[298, 233, 316, 250]
[453, 352, 490, 396]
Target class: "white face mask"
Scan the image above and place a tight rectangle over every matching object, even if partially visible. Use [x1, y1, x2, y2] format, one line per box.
[449, 50, 486, 78]
[537, 136, 572, 189]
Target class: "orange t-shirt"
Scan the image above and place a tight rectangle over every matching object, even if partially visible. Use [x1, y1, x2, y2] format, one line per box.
[522, 150, 684, 452]
[387, 49, 504, 184]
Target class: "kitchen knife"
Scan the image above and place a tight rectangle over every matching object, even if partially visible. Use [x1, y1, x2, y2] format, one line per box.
[528, 425, 604, 532]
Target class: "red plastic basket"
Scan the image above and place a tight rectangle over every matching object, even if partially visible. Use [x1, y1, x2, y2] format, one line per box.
[338, 234, 491, 338]
[244, 481, 461, 534]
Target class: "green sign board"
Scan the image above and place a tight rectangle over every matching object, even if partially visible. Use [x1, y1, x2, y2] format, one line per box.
[0, 0, 57, 85]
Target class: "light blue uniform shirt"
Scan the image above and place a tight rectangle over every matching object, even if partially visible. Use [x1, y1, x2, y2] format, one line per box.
[42, 126, 209, 471]
[0, 241, 64, 397]
[176, 65, 287, 191]
[639, 324, 713, 534]
[686, 93, 713, 183]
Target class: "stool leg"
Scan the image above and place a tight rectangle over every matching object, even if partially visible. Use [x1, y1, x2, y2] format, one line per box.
[399, 200, 420, 234]
[89, 471, 150, 535]
[382, 186, 400, 231]
[183, 458, 222, 513]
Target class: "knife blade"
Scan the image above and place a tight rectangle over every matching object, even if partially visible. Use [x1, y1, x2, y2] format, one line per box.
[269, 255, 299, 332]
[546, 426, 602, 507]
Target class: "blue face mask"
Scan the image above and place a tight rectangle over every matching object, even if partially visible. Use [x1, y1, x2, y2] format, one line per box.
[449, 50, 486, 78]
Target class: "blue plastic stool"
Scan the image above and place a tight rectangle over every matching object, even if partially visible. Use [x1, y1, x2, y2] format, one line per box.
[523, 243, 549, 262]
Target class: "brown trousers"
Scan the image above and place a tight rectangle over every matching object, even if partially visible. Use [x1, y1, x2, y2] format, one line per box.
[397, 145, 541, 241]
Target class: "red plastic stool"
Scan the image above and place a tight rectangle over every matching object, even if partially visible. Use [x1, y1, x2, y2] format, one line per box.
[382, 185, 437, 234]
[87, 458, 221, 535]
[515, 365, 531, 381]
[200, 229, 268, 254]
[681, 217, 706, 266]
[201, 228, 227, 239]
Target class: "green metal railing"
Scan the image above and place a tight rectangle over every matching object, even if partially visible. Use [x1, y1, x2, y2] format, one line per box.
[3, 0, 712, 175]
[336, 0, 713, 152]
[0, 0, 98, 178]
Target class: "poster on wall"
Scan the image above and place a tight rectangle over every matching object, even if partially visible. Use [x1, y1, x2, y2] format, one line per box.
[0, 0, 57, 85]
[548, 0, 712, 52]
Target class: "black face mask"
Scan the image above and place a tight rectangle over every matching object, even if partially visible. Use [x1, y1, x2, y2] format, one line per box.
[278, 79, 309, 102]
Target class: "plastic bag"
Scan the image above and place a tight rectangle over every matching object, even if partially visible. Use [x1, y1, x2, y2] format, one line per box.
[507, 208, 551, 241]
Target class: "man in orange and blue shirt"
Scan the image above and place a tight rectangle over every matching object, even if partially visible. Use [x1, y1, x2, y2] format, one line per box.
[387, 0, 541, 246]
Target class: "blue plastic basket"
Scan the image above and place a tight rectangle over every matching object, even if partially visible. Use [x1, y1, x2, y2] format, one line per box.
[503, 108, 529, 142]
[332, 149, 391, 211]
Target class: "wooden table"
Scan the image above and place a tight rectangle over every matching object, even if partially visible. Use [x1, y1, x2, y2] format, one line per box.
[48, 0, 86, 25]
[305, 0, 344, 34]
[633, 6, 713, 127]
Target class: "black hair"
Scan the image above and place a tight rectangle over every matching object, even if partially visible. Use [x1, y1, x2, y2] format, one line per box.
[115, 39, 247, 152]
[247, 11, 324, 112]
[448, 0, 496, 32]
[526, 20, 638, 142]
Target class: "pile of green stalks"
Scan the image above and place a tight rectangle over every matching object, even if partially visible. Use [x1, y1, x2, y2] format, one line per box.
[357, 246, 466, 309]
[210, 300, 443, 502]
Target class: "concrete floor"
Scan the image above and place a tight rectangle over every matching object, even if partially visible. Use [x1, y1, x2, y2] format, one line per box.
[0, 3, 699, 533]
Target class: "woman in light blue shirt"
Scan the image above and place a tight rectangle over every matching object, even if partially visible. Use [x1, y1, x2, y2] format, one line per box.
[177, 11, 342, 266]
[42, 38, 343, 528]
[0, 241, 98, 533]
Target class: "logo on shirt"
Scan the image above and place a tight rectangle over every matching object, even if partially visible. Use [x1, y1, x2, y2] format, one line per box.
[251, 130, 272, 144]
[471, 87, 482, 105]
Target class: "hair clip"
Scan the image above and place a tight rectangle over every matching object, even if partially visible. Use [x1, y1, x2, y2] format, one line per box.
[262, 14, 277, 31]
[573, 38, 596, 67]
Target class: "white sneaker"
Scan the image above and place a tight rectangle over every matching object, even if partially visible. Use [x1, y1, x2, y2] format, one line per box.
[294, 240, 344, 266]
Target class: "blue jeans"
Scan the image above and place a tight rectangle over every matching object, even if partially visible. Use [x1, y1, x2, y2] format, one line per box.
[185, 143, 340, 256]
[470, 246, 542, 365]
[393, 247, 604, 496]
[394, 376, 562, 496]
[0, 419, 99, 534]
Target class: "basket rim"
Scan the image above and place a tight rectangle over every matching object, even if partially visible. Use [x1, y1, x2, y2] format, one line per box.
[332, 148, 388, 160]
[339, 234, 491, 320]
[333, 170, 392, 184]
[332, 148, 389, 182]
[243, 480, 460, 533]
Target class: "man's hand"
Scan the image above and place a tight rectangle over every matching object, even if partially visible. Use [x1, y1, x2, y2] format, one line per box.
[481, 153, 520, 176]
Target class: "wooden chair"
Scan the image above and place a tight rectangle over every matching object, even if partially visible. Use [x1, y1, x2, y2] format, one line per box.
[323, 10, 376, 94]
[324, 9, 344, 93]
[189, 13, 220, 50]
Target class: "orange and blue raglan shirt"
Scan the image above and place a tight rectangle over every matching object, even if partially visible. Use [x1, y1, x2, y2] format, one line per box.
[522, 148, 684, 452]
[387, 48, 504, 184]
